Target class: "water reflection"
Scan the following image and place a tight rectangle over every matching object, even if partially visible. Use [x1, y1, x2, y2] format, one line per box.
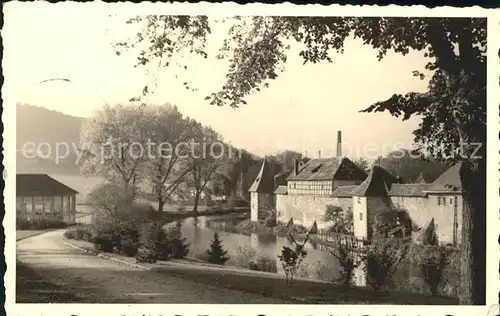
[172, 214, 340, 282]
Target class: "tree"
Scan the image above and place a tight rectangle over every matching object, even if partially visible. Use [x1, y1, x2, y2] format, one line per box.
[87, 182, 135, 224]
[324, 205, 353, 234]
[206, 232, 229, 265]
[272, 150, 304, 172]
[185, 122, 225, 212]
[142, 104, 191, 211]
[80, 104, 151, 201]
[378, 149, 450, 183]
[353, 158, 369, 173]
[117, 17, 486, 304]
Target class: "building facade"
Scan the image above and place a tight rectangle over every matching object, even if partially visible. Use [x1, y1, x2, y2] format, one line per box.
[16, 173, 78, 224]
[252, 157, 463, 247]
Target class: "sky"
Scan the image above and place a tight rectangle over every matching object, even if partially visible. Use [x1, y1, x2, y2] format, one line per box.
[5, 5, 432, 160]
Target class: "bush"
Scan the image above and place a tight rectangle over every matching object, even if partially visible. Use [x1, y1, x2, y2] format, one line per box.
[248, 257, 278, 273]
[278, 244, 307, 286]
[363, 238, 408, 293]
[136, 221, 171, 263]
[419, 245, 449, 296]
[330, 235, 361, 286]
[229, 246, 257, 268]
[170, 238, 190, 259]
[206, 232, 229, 265]
[64, 225, 93, 241]
[92, 232, 116, 253]
[16, 216, 67, 230]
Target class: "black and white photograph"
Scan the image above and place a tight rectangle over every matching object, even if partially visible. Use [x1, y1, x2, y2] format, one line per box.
[3, 3, 496, 314]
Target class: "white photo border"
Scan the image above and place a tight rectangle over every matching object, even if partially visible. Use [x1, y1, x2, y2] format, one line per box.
[2, 2, 499, 316]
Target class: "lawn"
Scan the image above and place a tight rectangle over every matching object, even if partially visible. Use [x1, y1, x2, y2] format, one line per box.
[152, 265, 459, 305]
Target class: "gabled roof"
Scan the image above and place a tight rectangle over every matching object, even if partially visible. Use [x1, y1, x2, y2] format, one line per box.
[274, 185, 288, 195]
[248, 159, 275, 193]
[332, 185, 358, 197]
[425, 162, 462, 193]
[351, 166, 395, 197]
[287, 157, 367, 181]
[388, 183, 431, 197]
[17, 173, 79, 196]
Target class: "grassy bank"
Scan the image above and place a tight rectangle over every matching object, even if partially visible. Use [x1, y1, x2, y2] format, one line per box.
[153, 264, 458, 305]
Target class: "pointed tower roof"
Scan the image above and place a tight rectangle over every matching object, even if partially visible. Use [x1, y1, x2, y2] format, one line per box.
[415, 172, 427, 184]
[248, 159, 275, 193]
[351, 166, 396, 197]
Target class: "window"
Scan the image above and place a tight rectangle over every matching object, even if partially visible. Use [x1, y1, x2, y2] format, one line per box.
[359, 212, 363, 221]
[311, 164, 322, 173]
[450, 198, 453, 205]
[25, 197, 33, 214]
[442, 198, 446, 206]
[16, 197, 23, 214]
[437, 196, 441, 206]
[357, 197, 361, 204]
[34, 196, 43, 214]
[43, 196, 53, 214]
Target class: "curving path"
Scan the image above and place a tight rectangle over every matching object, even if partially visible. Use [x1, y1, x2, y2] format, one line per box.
[17, 230, 288, 303]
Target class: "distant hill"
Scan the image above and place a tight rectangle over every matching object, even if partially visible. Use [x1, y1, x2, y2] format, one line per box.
[17, 104, 84, 174]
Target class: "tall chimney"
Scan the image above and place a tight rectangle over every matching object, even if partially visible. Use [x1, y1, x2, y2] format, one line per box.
[336, 131, 342, 157]
[293, 158, 300, 176]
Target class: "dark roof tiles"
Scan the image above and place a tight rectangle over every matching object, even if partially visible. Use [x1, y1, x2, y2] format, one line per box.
[331, 185, 358, 197]
[17, 173, 78, 196]
[426, 162, 462, 193]
[388, 183, 431, 197]
[287, 157, 367, 181]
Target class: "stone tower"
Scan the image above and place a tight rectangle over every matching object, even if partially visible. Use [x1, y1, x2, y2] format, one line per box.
[350, 165, 396, 286]
[249, 159, 276, 222]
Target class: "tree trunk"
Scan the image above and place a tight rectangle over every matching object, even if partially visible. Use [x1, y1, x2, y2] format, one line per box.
[458, 158, 486, 305]
[193, 190, 201, 213]
[157, 198, 165, 212]
[228, 188, 237, 208]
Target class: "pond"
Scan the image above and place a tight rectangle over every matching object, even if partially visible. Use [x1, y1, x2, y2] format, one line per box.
[171, 213, 341, 282]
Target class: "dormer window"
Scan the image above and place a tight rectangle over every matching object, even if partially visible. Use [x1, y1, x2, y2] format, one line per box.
[311, 165, 322, 173]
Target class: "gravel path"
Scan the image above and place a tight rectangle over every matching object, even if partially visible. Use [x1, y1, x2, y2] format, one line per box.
[17, 230, 289, 303]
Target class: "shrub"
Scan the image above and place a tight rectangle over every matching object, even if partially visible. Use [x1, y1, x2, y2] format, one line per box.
[330, 235, 361, 286]
[248, 257, 278, 273]
[206, 232, 229, 265]
[64, 225, 93, 241]
[136, 221, 171, 263]
[16, 216, 67, 230]
[171, 238, 190, 259]
[278, 244, 307, 286]
[419, 245, 449, 296]
[92, 232, 115, 253]
[165, 221, 190, 259]
[230, 246, 257, 268]
[363, 238, 408, 293]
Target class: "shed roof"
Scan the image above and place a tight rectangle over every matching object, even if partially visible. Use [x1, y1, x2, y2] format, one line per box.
[17, 173, 79, 196]
[274, 185, 288, 195]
